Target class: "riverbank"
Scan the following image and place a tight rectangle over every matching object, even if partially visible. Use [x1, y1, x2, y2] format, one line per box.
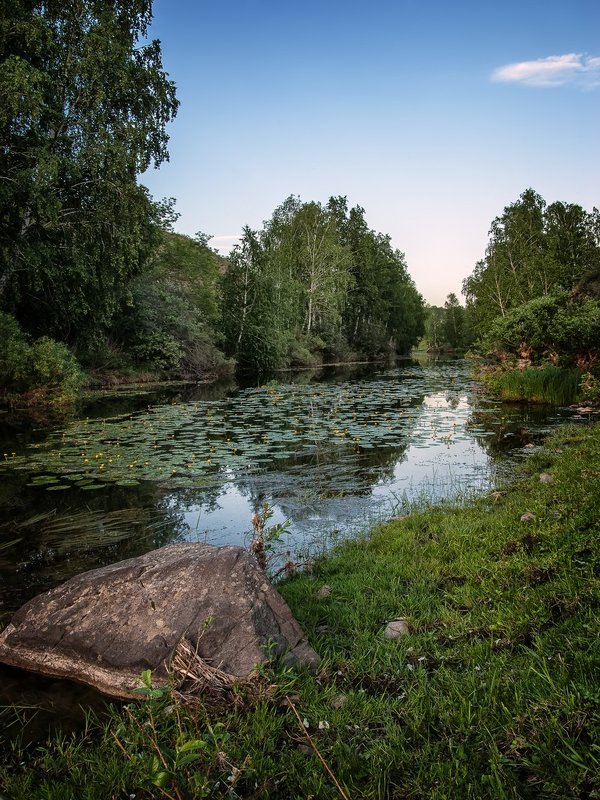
[1, 422, 599, 799]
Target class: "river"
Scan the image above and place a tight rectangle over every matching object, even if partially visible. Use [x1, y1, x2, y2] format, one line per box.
[0, 357, 580, 617]
[0, 356, 588, 736]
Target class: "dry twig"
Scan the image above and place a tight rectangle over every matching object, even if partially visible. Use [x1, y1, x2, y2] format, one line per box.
[285, 694, 351, 800]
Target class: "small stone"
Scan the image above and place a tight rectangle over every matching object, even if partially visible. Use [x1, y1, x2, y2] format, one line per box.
[384, 618, 410, 639]
[539, 473, 554, 483]
[297, 744, 313, 756]
[331, 694, 347, 709]
[524, 443, 535, 449]
[315, 585, 332, 599]
[520, 512, 536, 522]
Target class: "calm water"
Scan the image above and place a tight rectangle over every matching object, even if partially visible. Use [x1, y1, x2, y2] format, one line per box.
[0, 358, 579, 619]
[0, 357, 586, 734]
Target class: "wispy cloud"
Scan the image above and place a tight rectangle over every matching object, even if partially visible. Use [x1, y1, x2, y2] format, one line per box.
[491, 53, 600, 88]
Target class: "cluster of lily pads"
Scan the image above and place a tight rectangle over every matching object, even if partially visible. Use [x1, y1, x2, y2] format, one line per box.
[0, 365, 482, 495]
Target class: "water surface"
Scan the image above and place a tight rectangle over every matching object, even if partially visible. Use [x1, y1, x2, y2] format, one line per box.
[0, 359, 579, 618]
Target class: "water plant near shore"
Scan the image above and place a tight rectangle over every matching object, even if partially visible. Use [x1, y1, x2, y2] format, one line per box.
[482, 365, 583, 405]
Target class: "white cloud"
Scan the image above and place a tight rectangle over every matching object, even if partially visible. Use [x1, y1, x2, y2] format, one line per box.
[491, 53, 600, 88]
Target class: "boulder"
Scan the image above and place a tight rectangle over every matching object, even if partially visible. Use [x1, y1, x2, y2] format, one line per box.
[0, 543, 319, 700]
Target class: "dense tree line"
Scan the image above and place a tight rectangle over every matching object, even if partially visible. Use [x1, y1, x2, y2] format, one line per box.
[422, 293, 473, 352]
[463, 188, 600, 373]
[222, 196, 425, 373]
[0, 2, 425, 399]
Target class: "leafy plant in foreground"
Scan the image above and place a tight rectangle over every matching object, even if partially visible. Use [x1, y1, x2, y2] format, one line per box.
[113, 669, 249, 799]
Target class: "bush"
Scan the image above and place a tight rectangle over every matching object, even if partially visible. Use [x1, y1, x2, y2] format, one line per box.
[287, 333, 325, 367]
[113, 279, 230, 378]
[480, 294, 565, 361]
[0, 312, 84, 400]
[28, 337, 84, 395]
[581, 372, 600, 404]
[479, 293, 600, 369]
[0, 312, 30, 386]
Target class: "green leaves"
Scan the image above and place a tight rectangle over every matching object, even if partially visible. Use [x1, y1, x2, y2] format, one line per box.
[0, 371, 434, 491]
[464, 188, 600, 350]
[0, 1, 178, 342]
[223, 195, 426, 373]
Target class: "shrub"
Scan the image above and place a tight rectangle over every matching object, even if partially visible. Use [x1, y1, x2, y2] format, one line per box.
[113, 278, 230, 378]
[0, 312, 30, 386]
[0, 312, 84, 400]
[287, 333, 325, 367]
[480, 293, 600, 367]
[581, 372, 600, 404]
[28, 337, 84, 395]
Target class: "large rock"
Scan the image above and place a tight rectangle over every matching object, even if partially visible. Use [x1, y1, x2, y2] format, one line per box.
[0, 544, 319, 699]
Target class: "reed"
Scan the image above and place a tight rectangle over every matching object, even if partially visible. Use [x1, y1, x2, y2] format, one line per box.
[492, 366, 582, 404]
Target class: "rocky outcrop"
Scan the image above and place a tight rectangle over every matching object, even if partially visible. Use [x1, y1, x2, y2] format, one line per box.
[0, 543, 319, 699]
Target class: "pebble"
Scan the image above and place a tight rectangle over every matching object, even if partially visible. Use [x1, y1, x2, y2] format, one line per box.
[520, 512, 536, 522]
[331, 694, 347, 709]
[384, 618, 410, 638]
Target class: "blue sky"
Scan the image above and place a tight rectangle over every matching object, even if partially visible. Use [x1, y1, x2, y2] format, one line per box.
[141, 0, 600, 305]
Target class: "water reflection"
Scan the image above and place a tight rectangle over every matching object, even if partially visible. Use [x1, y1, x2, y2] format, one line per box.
[0, 360, 584, 618]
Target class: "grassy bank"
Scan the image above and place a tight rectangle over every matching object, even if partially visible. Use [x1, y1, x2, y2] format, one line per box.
[479, 365, 584, 405]
[1, 424, 599, 799]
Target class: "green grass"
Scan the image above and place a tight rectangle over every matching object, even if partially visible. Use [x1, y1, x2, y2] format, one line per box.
[1, 423, 599, 799]
[488, 366, 582, 405]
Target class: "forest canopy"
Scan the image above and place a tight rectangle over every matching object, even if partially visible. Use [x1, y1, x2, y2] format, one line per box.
[463, 188, 600, 372]
[0, 0, 178, 343]
[222, 196, 425, 374]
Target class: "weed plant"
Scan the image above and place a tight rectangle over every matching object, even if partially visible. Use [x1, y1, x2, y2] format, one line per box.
[1, 424, 599, 799]
[486, 366, 582, 405]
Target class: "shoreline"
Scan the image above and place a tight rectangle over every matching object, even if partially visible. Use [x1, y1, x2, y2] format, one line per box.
[1, 420, 598, 798]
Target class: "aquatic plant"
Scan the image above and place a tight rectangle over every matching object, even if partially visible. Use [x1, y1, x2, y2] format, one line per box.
[486, 366, 582, 405]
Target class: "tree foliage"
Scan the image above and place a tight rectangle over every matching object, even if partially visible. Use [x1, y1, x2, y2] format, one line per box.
[464, 189, 600, 370]
[463, 189, 600, 336]
[222, 196, 425, 373]
[110, 231, 232, 378]
[0, 310, 83, 396]
[0, 0, 178, 341]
